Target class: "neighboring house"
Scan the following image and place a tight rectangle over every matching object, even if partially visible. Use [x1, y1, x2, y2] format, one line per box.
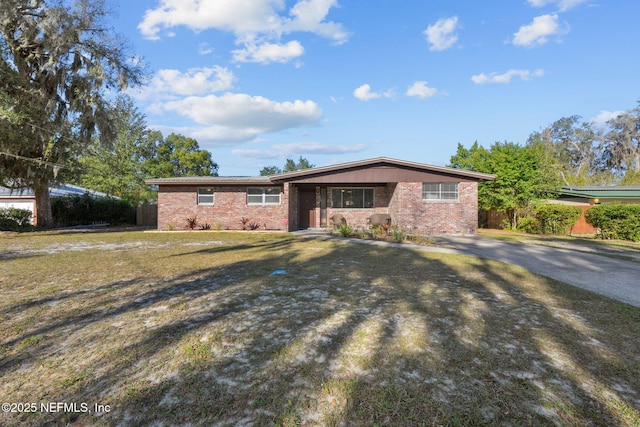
[0, 183, 115, 226]
[557, 186, 640, 205]
[553, 186, 640, 234]
[147, 157, 495, 235]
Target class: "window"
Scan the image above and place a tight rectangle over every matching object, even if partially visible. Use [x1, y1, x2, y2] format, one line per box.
[422, 183, 459, 200]
[331, 188, 374, 208]
[197, 187, 214, 205]
[247, 187, 281, 205]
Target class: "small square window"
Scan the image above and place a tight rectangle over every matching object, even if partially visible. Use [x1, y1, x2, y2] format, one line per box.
[197, 187, 214, 205]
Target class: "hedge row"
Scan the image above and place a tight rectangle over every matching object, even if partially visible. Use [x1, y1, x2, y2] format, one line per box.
[517, 204, 582, 235]
[585, 204, 640, 242]
[51, 194, 135, 227]
[0, 207, 33, 231]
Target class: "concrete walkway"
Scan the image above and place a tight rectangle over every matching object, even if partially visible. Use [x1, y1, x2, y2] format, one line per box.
[294, 230, 640, 308]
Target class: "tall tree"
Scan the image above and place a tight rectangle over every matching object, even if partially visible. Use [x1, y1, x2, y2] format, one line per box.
[0, 0, 143, 226]
[602, 102, 640, 184]
[74, 95, 155, 204]
[260, 156, 315, 176]
[450, 141, 560, 228]
[143, 133, 217, 178]
[527, 116, 612, 185]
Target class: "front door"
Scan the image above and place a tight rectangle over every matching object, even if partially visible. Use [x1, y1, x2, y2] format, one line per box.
[299, 189, 316, 229]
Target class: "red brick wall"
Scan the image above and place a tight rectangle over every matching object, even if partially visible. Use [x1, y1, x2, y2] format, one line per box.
[157, 185, 287, 230]
[388, 182, 478, 234]
[326, 185, 393, 228]
[324, 182, 478, 234]
[157, 181, 479, 234]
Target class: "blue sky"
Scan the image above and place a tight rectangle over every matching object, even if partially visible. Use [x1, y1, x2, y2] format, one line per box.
[113, 0, 640, 176]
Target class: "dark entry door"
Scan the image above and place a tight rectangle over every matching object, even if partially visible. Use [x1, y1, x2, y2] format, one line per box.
[299, 189, 316, 229]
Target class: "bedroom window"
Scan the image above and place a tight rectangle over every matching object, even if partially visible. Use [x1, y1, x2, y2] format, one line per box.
[197, 187, 214, 205]
[247, 187, 281, 205]
[422, 183, 459, 200]
[331, 188, 374, 208]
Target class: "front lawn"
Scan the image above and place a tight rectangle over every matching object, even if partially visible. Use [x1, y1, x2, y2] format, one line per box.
[1, 230, 639, 426]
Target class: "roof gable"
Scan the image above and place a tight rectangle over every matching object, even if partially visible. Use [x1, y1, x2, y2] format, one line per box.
[270, 157, 494, 184]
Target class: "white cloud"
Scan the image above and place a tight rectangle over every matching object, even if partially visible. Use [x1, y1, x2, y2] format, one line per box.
[232, 40, 305, 64]
[272, 142, 367, 154]
[353, 84, 380, 101]
[138, 0, 348, 63]
[162, 93, 322, 133]
[527, 0, 588, 12]
[353, 84, 395, 101]
[406, 81, 439, 98]
[590, 110, 625, 128]
[138, 0, 283, 40]
[150, 125, 261, 146]
[134, 66, 235, 101]
[232, 141, 367, 159]
[286, 0, 350, 44]
[198, 42, 213, 55]
[424, 16, 459, 51]
[471, 69, 544, 84]
[513, 14, 568, 48]
[147, 93, 322, 147]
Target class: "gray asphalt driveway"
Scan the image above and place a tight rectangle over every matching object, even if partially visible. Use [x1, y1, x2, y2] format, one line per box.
[430, 236, 640, 308]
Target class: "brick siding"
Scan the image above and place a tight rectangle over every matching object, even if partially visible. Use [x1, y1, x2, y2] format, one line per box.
[388, 182, 478, 234]
[157, 181, 479, 235]
[157, 185, 287, 231]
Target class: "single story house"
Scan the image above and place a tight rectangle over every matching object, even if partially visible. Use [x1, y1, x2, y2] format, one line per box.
[553, 186, 640, 234]
[147, 157, 495, 235]
[0, 183, 115, 226]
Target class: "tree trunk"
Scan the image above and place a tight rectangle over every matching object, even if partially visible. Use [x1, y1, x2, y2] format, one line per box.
[34, 179, 53, 228]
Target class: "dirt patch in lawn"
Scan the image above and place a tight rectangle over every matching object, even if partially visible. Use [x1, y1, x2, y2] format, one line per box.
[1, 231, 639, 426]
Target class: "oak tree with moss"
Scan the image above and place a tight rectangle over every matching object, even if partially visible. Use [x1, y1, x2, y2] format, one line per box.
[0, 0, 143, 226]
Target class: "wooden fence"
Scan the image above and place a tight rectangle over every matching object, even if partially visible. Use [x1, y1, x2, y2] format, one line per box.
[136, 202, 157, 227]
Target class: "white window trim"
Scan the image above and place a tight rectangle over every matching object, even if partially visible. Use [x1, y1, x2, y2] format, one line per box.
[197, 187, 214, 205]
[422, 182, 459, 201]
[247, 187, 281, 205]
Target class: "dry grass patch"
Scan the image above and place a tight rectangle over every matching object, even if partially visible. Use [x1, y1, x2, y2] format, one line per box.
[1, 230, 639, 426]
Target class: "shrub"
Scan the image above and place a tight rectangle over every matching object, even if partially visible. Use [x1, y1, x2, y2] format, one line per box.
[0, 207, 33, 231]
[51, 193, 135, 227]
[370, 224, 387, 239]
[533, 204, 581, 235]
[240, 217, 250, 230]
[337, 223, 353, 237]
[517, 216, 541, 234]
[390, 226, 407, 243]
[586, 204, 640, 241]
[186, 216, 198, 230]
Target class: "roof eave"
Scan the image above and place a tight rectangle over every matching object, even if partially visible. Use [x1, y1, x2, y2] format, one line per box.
[145, 177, 273, 186]
[270, 156, 495, 182]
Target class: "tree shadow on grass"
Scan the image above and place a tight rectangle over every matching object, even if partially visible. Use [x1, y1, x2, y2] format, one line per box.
[2, 235, 639, 426]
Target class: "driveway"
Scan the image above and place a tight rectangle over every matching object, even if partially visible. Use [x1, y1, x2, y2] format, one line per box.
[430, 236, 640, 308]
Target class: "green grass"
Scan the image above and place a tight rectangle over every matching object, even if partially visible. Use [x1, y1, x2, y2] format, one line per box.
[1, 229, 639, 426]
